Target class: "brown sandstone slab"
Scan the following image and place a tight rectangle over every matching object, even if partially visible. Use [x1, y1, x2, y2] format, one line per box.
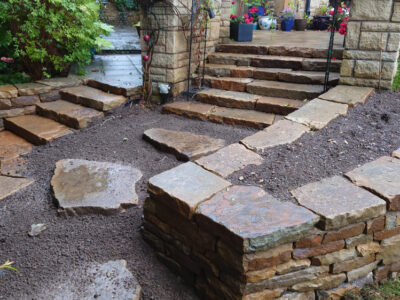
[292, 176, 386, 230]
[241, 120, 309, 153]
[357, 242, 380, 257]
[36, 77, 82, 88]
[332, 254, 375, 274]
[346, 234, 373, 249]
[0, 131, 33, 160]
[278, 291, 315, 300]
[0, 156, 27, 177]
[253, 68, 292, 81]
[243, 289, 283, 300]
[393, 148, 400, 159]
[162, 102, 215, 120]
[0, 175, 33, 201]
[293, 240, 345, 260]
[203, 64, 236, 77]
[347, 262, 379, 282]
[275, 259, 311, 275]
[10, 95, 40, 107]
[204, 76, 253, 92]
[0, 85, 18, 98]
[366, 216, 385, 234]
[286, 99, 348, 130]
[291, 273, 346, 292]
[278, 71, 340, 85]
[196, 186, 319, 253]
[209, 107, 275, 129]
[143, 128, 225, 161]
[148, 162, 231, 219]
[323, 223, 366, 244]
[0, 99, 12, 110]
[195, 143, 263, 177]
[231, 66, 255, 78]
[196, 89, 259, 110]
[51, 159, 142, 215]
[15, 82, 52, 96]
[311, 248, 358, 266]
[295, 233, 323, 249]
[319, 85, 374, 107]
[345, 156, 400, 211]
[255, 96, 304, 115]
[244, 243, 293, 272]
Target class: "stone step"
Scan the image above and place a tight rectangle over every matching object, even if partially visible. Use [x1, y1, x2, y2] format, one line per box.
[247, 80, 324, 100]
[203, 76, 253, 92]
[36, 100, 104, 129]
[86, 79, 142, 97]
[60, 86, 127, 111]
[256, 96, 304, 115]
[4, 115, 73, 145]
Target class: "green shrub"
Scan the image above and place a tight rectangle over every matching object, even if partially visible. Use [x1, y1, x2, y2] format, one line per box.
[0, 0, 113, 80]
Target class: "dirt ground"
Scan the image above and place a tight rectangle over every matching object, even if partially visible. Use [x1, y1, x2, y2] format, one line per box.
[0, 90, 399, 299]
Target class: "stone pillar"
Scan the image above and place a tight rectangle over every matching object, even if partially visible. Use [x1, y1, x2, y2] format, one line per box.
[219, 0, 232, 43]
[340, 0, 400, 89]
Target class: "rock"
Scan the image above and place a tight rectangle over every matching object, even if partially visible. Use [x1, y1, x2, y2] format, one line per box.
[345, 234, 373, 249]
[204, 76, 254, 92]
[319, 85, 374, 107]
[275, 259, 311, 275]
[393, 148, 400, 159]
[0, 131, 33, 160]
[255, 97, 304, 115]
[295, 230, 324, 248]
[10, 95, 40, 107]
[195, 143, 263, 178]
[293, 240, 345, 260]
[28, 223, 47, 237]
[291, 176, 386, 230]
[376, 234, 400, 264]
[0, 175, 33, 201]
[51, 159, 142, 216]
[374, 227, 400, 241]
[245, 268, 276, 283]
[0, 85, 18, 98]
[197, 88, 258, 110]
[291, 273, 347, 292]
[323, 223, 365, 244]
[311, 248, 358, 266]
[143, 128, 225, 161]
[366, 216, 385, 234]
[0, 156, 27, 177]
[36, 77, 81, 88]
[345, 156, 400, 211]
[253, 68, 291, 81]
[39, 89, 61, 102]
[243, 289, 283, 300]
[286, 99, 348, 130]
[245, 243, 293, 272]
[162, 102, 215, 120]
[15, 82, 52, 96]
[332, 254, 375, 274]
[278, 291, 315, 300]
[240, 120, 309, 153]
[347, 262, 379, 282]
[209, 107, 275, 129]
[350, 0, 393, 21]
[357, 242, 380, 257]
[0, 99, 12, 110]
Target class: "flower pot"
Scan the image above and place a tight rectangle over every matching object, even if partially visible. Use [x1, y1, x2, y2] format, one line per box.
[295, 19, 307, 31]
[136, 26, 141, 37]
[258, 16, 277, 30]
[253, 23, 258, 30]
[230, 23, 254, 42]
[281, 18, 295, 31]
[208, 8, 215, 19]
[313, 16, 330, 30]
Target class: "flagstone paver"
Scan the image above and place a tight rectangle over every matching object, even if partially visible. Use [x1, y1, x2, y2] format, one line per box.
[291, 176, 387, 230]
[286, 98, 348, 130]
[148, 162, 231, 219]
[0, 131, 33, 160]
[240, 120, 309, 153]
[209, 107, 275, 128]
[319, 85, 375, 107]
[195, 143, 263, 177]
[392, 148, 400, 159]
[51, 159, 142, 215]
[14, 82, 52, 96]
[195, 186, 319, 252]
[0, 175, 33, 201]
[345, 156, 400, 211]
[36, 77, 82, 89]
[0, 156, 27, 177]
[162, 102, 215, 120]
[197, 88, 259, 109]
[0, 84, 18, 98]
[143, 128, 225, 161]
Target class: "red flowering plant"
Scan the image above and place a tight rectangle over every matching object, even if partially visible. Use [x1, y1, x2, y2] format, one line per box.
[247, 6, 259, 23]
[230, 13, 252, 24]
[329, 2, 349, 34]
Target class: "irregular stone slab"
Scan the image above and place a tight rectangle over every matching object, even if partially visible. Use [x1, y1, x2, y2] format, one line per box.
[162, 102, 215, 120]
[51, 159, 142, 215]
[4, 115, 73, 145]
[195, 143, 263, 177]
[346, 156, 400, 210]
[319, 85, 374, 106]
[204, 76, 253, 92]
[253, 68, 292, 81]
[347, 262, 379, 282]
[203, 64, 236, 77]
[286, 98, 348, 130]
[302, 58, 341, 72]
[278, 291, 315, 300]
[197, 88, 258, 110]
[148, 162, 231, 219]
[36, 77, 82, 89]
[10, 95, 40, 107]
[241, 120, 309, 153]
[393, 148, 400, 159]
[195, 186, 319, 253]
[293, 240, 345, 260]
[36, 260, 141, 300]
[332, 254, 375, 274]
[0, 84, 18, 98]
[311, 248, 358, 266]
[251, 55, 304, 69]
[292, 273, 347, 292]
[0, 99, 12, 110]
[0, 131, 32, 160]
[278, 71, 340, 85]
[207, 52, 254, 66]
[15, 82, 52, 96]
[292, 176, 386, 230]
[0, 156, 27, 177]
[0, 175, 33, 201]
[143, 128, 225, 161]
[209, 107, 275, 129]
[255, 96, 304, 115]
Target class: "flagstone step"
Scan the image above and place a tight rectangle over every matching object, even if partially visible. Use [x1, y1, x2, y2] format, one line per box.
[4, 115, 73, 145]
[203, 76, 253, 92]
[86, 79, 142, 97]
[60, 86, 127, 111]
[36, 100, 104, 129]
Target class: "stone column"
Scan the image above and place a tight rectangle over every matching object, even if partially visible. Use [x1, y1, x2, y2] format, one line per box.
[219, 0, 232, 43]
[340, 0, 400, 89]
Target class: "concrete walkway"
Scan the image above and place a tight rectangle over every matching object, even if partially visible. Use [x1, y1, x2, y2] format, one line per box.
[102, 25, 141, 52]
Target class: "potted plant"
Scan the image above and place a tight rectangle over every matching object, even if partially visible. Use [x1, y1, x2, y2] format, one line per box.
[230, 14, 254, 42]
[313, 4, 331, 30]
[328, 2, 349, 30]
[247, 6, 259, 29]
[280, 7, 296, 31]
[258, 2, 277, 31]
[295, 13, 311, 31]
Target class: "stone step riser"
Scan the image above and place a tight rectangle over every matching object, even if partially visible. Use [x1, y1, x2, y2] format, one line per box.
[247, 85, 323, 101]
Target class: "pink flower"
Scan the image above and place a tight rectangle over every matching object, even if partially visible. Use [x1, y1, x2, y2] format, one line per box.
[338, 7, 343, 13]
[245, 19, 250, 24]
[250, 16, 254, 22]
[1, 57, 14, 63]
[332, 57, 337, 60]
[329, 9, 334, 16]
[232, 1, 235, 4]
[244, 13, 249, 18]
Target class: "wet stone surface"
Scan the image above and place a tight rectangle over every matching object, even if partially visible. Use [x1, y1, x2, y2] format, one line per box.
[51, 159, 142, 215]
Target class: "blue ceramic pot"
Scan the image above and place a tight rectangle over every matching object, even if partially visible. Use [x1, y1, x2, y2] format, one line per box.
[281, 18, 295, 31]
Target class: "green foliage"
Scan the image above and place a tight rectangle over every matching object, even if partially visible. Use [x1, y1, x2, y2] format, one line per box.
[114, 0, 139, 11]
[393, 59, 400, 91]
[0, 0, 113, 80]
[344, 278, 400, 299]
[0, 260, 18, 273]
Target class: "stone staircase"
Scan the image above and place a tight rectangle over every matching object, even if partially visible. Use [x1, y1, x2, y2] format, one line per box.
[163, 44, 343, 129]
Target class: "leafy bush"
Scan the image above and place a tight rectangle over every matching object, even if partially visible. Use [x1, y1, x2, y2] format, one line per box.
[114, 0, 139, 11]
[0, 0, 113, 80]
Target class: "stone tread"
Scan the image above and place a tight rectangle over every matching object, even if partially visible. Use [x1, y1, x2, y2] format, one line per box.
[36, 100, 104, 129]
[0, 175, 34, 201]
[0, 131, 33, 160]
[4, 115, 73, 145]
[319, 85, 375, 106]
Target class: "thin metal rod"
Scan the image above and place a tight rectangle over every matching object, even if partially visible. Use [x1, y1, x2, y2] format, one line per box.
[201, 18, 209, 87]
[186, 0, 197, 100]
[324, 0, 338, 92]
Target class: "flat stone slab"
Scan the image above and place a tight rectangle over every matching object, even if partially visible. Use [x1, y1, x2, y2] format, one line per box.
[14, 82, 52, 96]
[148, 162, 231, 219]
[0, 156, 27, 177]
[393, 148, 400, 159]
[319, 85, 374, 107]
[0, 175, 33, 201]
[195, 186, 319, 252]
[51, 159, 142, 215]
[36, 77, 82, 89]
[36, 260, 141, 300]
[162, 102, 215, 120]
[143, 128, 225, 161]
[197, 88, 258, 110]
[0, 84, 18, 98]
[286, 98, 348, 130]
[195, 143, 263, 177]
[0, 131, 33, 160]
[204, 76, 254, 92]
[209, 107, 275, 129]
[241, 120, 309, 153]
[255, 96, 304, 115]
[345, 156, 400, 211]
[292, 176, 387, 230]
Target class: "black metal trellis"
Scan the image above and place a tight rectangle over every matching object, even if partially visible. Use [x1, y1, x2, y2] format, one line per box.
[324, 0, 339, 92]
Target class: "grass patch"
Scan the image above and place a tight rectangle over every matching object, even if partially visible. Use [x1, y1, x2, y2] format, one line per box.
[344, 278, 400, 300]
[393, 60, 400, 91]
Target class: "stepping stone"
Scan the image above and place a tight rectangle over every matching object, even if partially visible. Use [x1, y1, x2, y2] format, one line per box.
[209, 107, 275, 129]
[302, 58, 342, 72]
[36, 77, 82, 89]
[203, 64, 237, 77]
[393, 148, 400, 159]
[253, 68, 292, 81]
[285, 98, 348, 130]
[217, 44, 269, 56]
[148, 162, 231, 218]
[207, 53, 254, 66]
[319, 85, 375, 107]
[36, 100, 104, 129]
[0, 156, 27, 177]
[247, 80, 324, 100]
[241, 120, 309, 153]
[195, 186, 319, 252]
[162, 102, 215, 120]
[0, 175, 33, 201]
[204, 76, 253, 92]
[256, 96, 304, 115]
[0, 131, 33, 160]
[251, 55, 304, 69]
[4, 115, 73, 145]
[51, 159, 142, 216]
[197, 88, 258, 109]
[60, 86, 127, 111]
[14, 82, 52, 96]
[86, 79, 142, 97]
[36, 260, 141, 300]
[278, 71, 340, 85]
[0, 84, 18, 98]
[143, 128, 225, 161]
[345, 156, 400, 211]
[195, 143, 263, 177]
[291, 176, 387, 230]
